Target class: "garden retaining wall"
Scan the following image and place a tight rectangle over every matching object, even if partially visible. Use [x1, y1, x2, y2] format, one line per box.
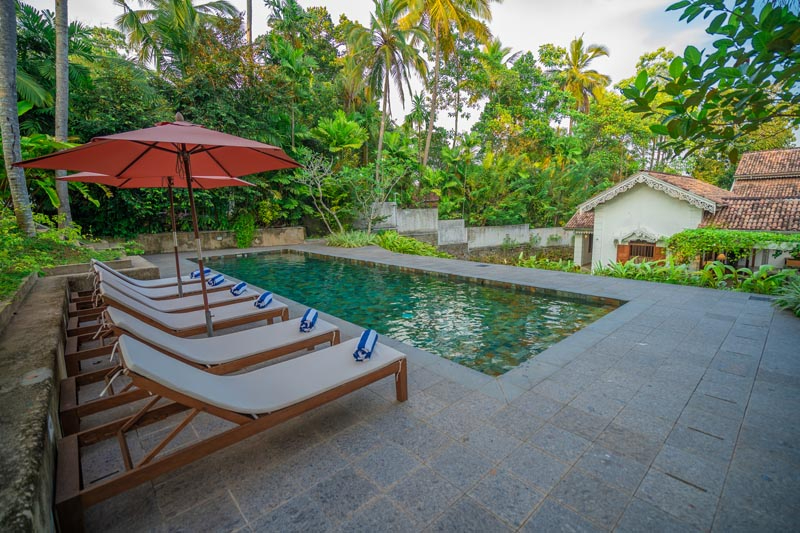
[129, 227, 305, 254]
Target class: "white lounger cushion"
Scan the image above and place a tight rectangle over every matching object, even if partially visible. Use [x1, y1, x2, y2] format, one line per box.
[107, 307, 338, 365]
[101, 284, 287, 331]
[98, 272, 252, 312]
[119, 335, 405, 414]
[95, 265, 233, 299]
[92, 259, 202, 288]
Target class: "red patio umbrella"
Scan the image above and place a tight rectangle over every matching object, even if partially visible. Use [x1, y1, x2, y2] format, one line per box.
[16, 118, 300, 336]
[59, 172, 254, 297]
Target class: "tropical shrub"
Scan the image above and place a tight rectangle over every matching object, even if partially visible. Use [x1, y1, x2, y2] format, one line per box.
[325, 231, 376, 248]
[667, 229, 800, 264]
[774, 277, 800, 317]
[232, 213, 256, 248]
[373, 231, 452, 258]
[517, 254, 581, 273]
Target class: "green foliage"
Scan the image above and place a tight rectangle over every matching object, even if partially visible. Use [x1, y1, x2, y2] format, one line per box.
[593, 258, 798, 295]
[325, 230, 377, 248]
[667, 229, 800, 264]
[373, 231, 452, 258]
[622, 0, 800, 162]
[0, 209, 127, 300]
[516, 254, 581, 273]
[232, 212, 256, 248]
[774, 276, 800, 318]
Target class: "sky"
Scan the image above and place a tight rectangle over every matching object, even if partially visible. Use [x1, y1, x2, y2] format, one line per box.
[27, 0, 712, 127]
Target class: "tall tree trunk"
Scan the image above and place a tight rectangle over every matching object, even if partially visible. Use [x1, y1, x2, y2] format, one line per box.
[55, 0, 72, 227]
[246, 0, 252, 45]
[421, 37, 440, 168]
[452, 50, 461, 149]
[0, 0, 35, 236]
[375, 71, 390, 181]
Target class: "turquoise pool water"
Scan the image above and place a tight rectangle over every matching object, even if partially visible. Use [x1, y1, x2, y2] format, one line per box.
[205, 253, 613, 376]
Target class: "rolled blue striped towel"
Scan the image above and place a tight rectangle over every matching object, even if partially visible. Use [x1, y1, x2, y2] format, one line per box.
[299, 308, 318, 332]
[353, 329, 378, 362]
[207, 273, 225, 286]
[190, 267, 211, 279]
[254, 291, 273, 309]
[230, 281, 248, 296]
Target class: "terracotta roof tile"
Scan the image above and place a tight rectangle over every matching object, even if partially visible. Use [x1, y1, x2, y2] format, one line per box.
[565, 210, 594, 229]
[644, 171, 731, 204]
[734, 148, 800, 178]
[730, 177, 800, 198]
[701, 198, 800, 231]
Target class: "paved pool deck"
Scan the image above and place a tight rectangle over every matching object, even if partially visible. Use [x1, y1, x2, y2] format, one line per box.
[85, 244, 800, 532]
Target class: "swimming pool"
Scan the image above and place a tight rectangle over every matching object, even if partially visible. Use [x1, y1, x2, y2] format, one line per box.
[204, 252, 614, 376]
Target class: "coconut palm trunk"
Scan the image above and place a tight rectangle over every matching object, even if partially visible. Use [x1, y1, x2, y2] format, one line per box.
[375, 70, 390, 182]
[54, 0, 72, 226]
[421, 39, 440, 168]
[246, 0, 253, 45]
[0, 0, 35, 236]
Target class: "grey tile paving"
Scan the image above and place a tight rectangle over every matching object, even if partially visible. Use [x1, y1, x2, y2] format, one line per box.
[87, 246, 800, 531]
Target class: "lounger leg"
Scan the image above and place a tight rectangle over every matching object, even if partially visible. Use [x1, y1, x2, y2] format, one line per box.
[55, 435, 85, 532]
[396, 362, 408, 402]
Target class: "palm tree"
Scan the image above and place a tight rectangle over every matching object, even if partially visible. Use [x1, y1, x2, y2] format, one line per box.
[479, 37, 520, 101]
[114, 0, 238, 77]
[558, 34, 610, 114]
[272, 37, 317, 150]
[348, 0, 428, 181]
[402, 0, 493, 168]
[404, 93, 428, 162]
[54, 0, 71, 226]
[1, 0, 35, 235]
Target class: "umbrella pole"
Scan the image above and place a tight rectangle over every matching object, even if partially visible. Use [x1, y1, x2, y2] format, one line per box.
[167, 177, 184, 297]
[181, 151, 214, 337]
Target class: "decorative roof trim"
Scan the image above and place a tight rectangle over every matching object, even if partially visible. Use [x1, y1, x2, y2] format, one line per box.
[578, 172, 718, 214]
[618, 227, 660, 244]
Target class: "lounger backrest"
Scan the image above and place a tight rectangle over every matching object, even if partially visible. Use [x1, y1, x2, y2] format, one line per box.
[100, 285, 171, 325]
[92, 259, 135, 284]
[97, 273, 164, 310]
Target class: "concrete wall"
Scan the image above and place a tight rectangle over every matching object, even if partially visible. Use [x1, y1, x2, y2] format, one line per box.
[438, 219, 467, 245]
[467, 224, 530, 250]
[593, 184, 704, 266]
[371, 202, 398, 230]
[530, 227, 570, 247]
[396, 208, 438, 234]
[129, 227, 305, 254]
[573, 233, 594, 267]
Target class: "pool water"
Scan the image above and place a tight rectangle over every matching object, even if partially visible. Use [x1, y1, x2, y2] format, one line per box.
[205, 253, 613, 376]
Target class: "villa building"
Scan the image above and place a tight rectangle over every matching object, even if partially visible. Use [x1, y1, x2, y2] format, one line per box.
[565, 147, 800, 267]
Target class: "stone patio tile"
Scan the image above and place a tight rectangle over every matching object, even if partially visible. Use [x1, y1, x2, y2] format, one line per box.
[569, 389, 627, 418]
[596, 423, 662, 465]
[382, 418, 451, 462]
[635, 469, 718, 531]
[250, 494, 333, 533]
[408, 367, 445, 392]
[720, 335, 765, 357]
[228, 462, 301, 521]
[510, 391, 565, 419]
[164, 491, 245, 533]
[354, 442, 422, 489]
[428, 403, 485, 438]
[478, 379, 526, 403]
[387, 466, 461, 528]
[598, 369, 649, 390]
[520, 498, 604, 533]
[550, 405, 612, 440]
[468, 470, 543, 528]
[550, 469, 629, 529]
[574, 444, 648, 495]
[328, 421, 384, 460]
[615, 498, 701, 533]
[720, 465, 800, 520]
[399, 389, 448, 420]
[428, 442, 494, 490]
[501, 443, 571, 492]
[665, 424, 736, 463]
[84, 483, 161, 533]
[154, 458, 230, 518]
[685, 391, 746, 421]
[429, 359, 494, 390]
[333, 387, 394, 421]
[425, 379, 473, 405]
[301, 402, 364, 439]
[305, 466, 379, 523]
[531, 378, 583, 403]
[334, 496, 411, 533]
[695, 377, 752, 405]
[708, 350, 760, 378]
[426, 496, 512, 532]
[529, 423, 591, 464]
[652, 444, 728, 496]
[736, 424, 800, 466]
[458, 391, 508, 418]
[612, 406, 674, 441]
[488, 405, 546, 441]
[463, 425, 523, 462]
[677, 407, 741, 443]
[625, 390, 687, 421]
[282, 441, 349, 488]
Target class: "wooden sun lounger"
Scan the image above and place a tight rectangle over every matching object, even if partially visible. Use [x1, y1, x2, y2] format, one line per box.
[80, 284, 288, 338]
[91, 259, 235, 299]
[59, 307, 341, 435]
[55, 335, 407, 532]
[92, 259, 204, 289]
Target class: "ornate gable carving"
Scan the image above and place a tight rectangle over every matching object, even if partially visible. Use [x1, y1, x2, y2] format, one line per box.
[619, 228, 660, 243]
[579, 173, 718, 214]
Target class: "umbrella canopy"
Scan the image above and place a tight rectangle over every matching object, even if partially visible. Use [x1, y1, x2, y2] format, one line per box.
[16, 119, 299, 336]
[59, 172, 255, 189]
[16, 121, 298, 177]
